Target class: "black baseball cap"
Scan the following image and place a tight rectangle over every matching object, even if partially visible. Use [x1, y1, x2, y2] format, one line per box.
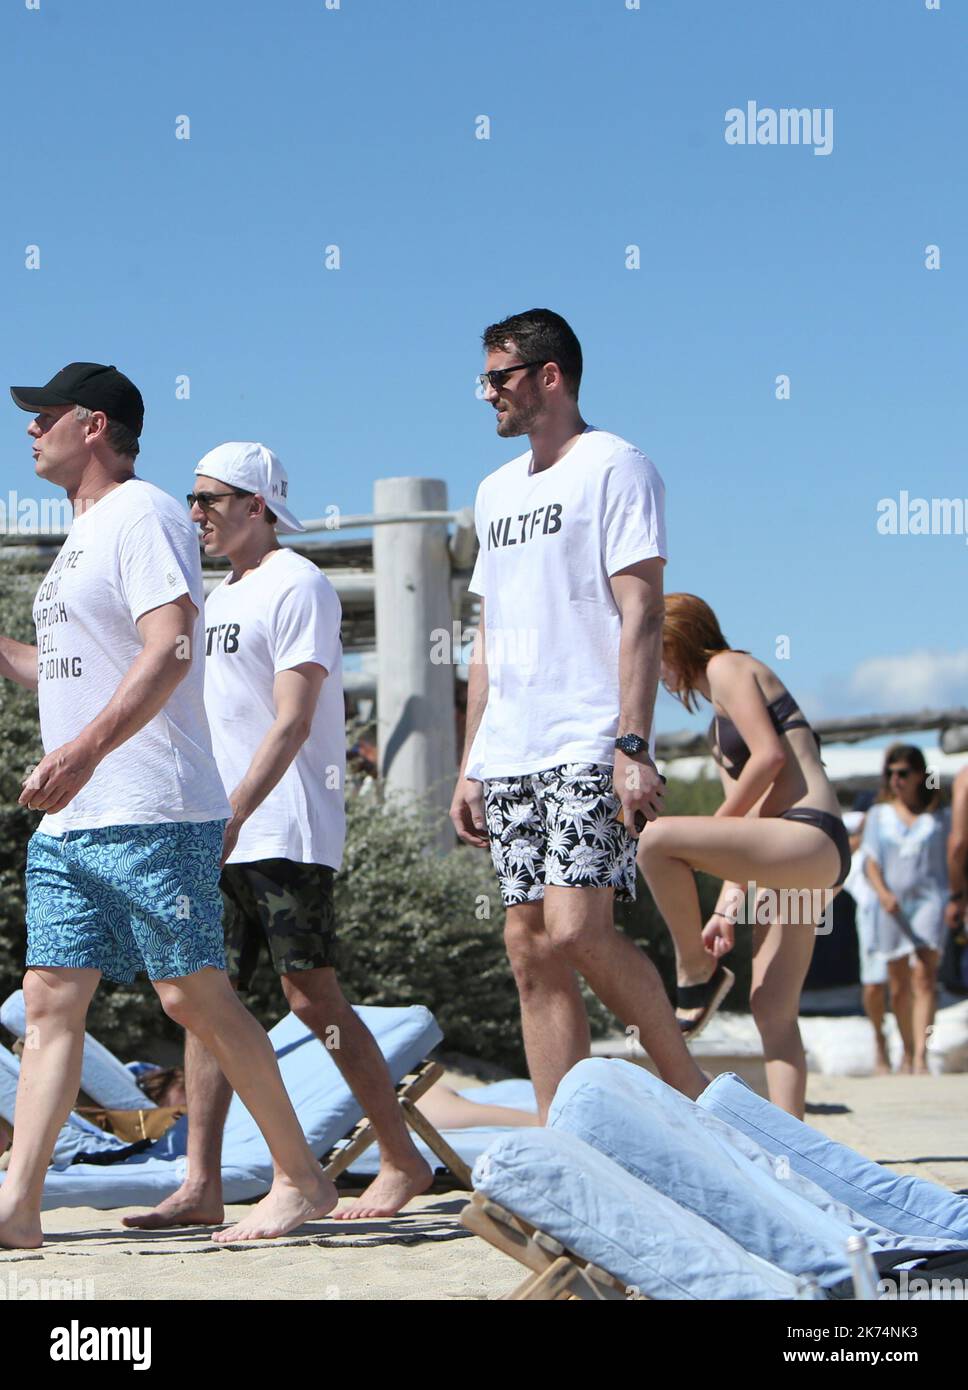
[10, 362, 144, 437]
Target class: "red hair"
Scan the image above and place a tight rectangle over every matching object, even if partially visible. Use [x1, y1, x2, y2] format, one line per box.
[663, 593, 733, 713]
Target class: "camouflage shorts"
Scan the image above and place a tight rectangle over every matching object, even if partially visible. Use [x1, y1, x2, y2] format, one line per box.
[220, 859, 339, 989]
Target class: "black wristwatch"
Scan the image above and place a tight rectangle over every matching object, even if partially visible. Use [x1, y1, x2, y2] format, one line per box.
[615, 733, 649, 756]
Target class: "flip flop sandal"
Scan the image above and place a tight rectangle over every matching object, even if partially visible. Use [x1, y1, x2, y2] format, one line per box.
[676, 964, 735, 1043]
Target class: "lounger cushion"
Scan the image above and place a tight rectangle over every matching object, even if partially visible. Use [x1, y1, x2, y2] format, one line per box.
[2, 989, 155, 1112]
[699, 1071, 968, 1242]
[473, 1128, 803, 1300]
[220, 1005, 443, 1172]
[549, 1059, 960, 1285]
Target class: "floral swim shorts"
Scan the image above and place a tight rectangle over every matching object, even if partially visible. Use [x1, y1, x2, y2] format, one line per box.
[482, 762, 637, 907]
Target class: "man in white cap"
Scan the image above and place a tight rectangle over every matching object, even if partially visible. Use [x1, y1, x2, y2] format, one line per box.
[125, 443, 432, 1229]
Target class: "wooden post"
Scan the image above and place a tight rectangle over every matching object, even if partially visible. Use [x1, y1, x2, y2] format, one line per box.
[372, 478, 457, 849]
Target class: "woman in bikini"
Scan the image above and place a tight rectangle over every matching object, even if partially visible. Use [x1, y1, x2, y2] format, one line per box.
[637, 594, 850, 1118]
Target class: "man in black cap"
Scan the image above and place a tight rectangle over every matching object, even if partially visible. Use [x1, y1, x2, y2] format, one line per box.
[0, 365, 341, 1247]
[10, 362, 146, 462]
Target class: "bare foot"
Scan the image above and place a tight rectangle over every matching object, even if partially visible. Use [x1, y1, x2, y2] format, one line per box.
[0, 1207, 43, 1250]
[897, 1057, 913, 1075]
[212, 1171, 338, 1243]
[331, 1156, 433, 1220]
[873, 1057, 891, 1077]
[122, 1182, 224, 1230]
[913, 1059, 930, 1076]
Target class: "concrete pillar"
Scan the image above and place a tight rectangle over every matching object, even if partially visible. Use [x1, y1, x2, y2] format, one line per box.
[373, 478, 457, 847]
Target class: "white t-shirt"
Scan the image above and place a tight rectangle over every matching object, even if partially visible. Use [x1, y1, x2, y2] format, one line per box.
[31, 478, 230, 834]
[203, 548, 346, 869]
[465, 427, 667, 780]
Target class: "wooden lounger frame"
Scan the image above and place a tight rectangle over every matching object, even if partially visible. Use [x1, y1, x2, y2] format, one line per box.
[460, 1190, 645, 1300]
[321, 1060, 474, 1190]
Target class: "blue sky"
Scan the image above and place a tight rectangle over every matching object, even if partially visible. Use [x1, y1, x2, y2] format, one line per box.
[1, 0, 964, 738]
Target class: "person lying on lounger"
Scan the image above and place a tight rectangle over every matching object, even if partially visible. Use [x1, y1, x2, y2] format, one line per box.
[134, 1064, 538, 1132]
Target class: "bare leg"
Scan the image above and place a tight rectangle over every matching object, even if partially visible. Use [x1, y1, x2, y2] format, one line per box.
[639, 839, 712, 988]
[542, 885, 708, 1102]
[280, 969, 432, 1220]
[862, 984, 890, 1074]
[416, 1085, 539, 1129]
[639, 815, 839, 1027]
[0, 967, 101, 1249]
[122, 1025, 232, 1229]
[153, 968, 336, 1241]
[748, 894, 816, 1118]
[886, 957, 915, 1072]
[910, 949, 938, 1074]
[504, 901, 591, 1123]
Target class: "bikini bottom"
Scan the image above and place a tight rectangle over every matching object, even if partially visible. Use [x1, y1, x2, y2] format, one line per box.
[778, 807, 852, 888]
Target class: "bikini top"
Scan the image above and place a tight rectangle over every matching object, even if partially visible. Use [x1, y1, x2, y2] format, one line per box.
[709, 686, 821, 781]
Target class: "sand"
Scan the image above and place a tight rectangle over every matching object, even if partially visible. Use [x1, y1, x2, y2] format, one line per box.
[2, 1069, 966, 1300]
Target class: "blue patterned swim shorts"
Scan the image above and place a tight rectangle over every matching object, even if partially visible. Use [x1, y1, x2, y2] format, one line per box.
[25, 821, 228, 983]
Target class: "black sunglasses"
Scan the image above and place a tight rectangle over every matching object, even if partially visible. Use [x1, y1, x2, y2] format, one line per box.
[887, 766, 913, 779]
[478, 360, 545, 392]
[187, 489, 248, 511]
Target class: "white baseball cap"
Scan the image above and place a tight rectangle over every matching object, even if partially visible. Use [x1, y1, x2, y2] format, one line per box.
[194, 441, 305, 534]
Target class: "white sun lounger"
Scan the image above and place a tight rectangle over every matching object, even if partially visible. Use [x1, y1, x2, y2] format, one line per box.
[465, 1127, 805, 1300]
[547, 1059, 963, 1291]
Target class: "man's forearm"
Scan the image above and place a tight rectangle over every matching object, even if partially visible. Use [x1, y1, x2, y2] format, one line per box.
[231, 719, 310, 821]
[617, 603, 662, 738]
[74, 643, 191, 762]
[0, 634, 39, 691]
[459, 624, 488, 778]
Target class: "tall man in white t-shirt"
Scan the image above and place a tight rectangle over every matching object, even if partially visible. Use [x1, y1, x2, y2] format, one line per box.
[125, 442, 432, 1231]
[0, 365, 339, 1248]
[450, 310, 707, 1118]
